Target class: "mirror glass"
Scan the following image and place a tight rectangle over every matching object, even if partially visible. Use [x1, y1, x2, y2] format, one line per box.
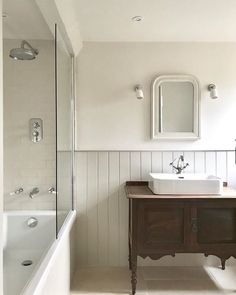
[161, 81, 194, 132]
[152, 75, 200, 140]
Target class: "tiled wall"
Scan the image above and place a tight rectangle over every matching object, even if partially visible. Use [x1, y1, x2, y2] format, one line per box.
[3, 39, 56, 210]
[75, 150, 236, 267]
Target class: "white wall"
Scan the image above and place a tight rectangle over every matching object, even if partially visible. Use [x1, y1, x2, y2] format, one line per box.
[3, 39, 56, 210]
[54, 0, 82, 55]
[75, 150, 236, 267]
[75, 42, 236, 267]
[76, 42, 236, 151]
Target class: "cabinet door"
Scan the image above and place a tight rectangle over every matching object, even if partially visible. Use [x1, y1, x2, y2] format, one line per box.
[193, 201, 236, 253]
[137, 200, 189, 254]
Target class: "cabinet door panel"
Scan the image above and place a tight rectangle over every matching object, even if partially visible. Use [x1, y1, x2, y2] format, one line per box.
[197, 208, 236, 244]
[137, 201, 187, 252]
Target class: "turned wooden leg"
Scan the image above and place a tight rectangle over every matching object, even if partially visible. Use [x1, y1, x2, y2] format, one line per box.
[130, 254, 137, 295]
[128, 240, 131, 270]
[221, 258, 226, 270]
[128, 255, 131, 270]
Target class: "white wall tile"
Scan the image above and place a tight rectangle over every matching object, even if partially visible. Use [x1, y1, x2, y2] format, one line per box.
[3, 40, 55, 210]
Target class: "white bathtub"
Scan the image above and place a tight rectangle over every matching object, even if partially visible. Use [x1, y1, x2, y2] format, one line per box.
[3, 210, 76, 295]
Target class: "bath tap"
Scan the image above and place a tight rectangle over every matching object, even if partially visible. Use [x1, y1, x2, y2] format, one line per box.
[170, 155, 189, 174]
[9, 187, 24, 196]
[29, 187, 39, 199]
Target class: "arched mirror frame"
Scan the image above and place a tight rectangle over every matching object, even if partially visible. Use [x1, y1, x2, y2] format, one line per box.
[151, 74, 200, 140]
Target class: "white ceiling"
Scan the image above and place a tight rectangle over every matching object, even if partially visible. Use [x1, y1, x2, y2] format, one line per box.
[74, 0, 236, 42]
[3, 0, 53, 40]
[3, 0, 236, 43]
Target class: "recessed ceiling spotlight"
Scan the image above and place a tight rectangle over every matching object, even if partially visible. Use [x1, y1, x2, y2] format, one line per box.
[132, 16, 143, 22]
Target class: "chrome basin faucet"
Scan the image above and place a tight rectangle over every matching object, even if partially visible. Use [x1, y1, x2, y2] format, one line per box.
[170, 155, 189, 174]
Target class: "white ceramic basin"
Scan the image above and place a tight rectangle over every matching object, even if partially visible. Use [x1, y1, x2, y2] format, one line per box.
[148, 173, 223, 195]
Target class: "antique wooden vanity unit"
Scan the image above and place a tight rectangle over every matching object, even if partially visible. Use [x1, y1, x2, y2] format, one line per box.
[126, 181, 236, 295]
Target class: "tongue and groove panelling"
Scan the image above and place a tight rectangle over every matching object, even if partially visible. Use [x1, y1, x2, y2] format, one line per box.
[75, 150, 236, 266]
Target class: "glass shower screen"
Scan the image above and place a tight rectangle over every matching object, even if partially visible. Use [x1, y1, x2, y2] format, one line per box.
[55, 25, 74, 236]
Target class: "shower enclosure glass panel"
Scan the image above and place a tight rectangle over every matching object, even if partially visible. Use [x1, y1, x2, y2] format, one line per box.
[3, 0, 57, 292]
[55, 26, 74, 235]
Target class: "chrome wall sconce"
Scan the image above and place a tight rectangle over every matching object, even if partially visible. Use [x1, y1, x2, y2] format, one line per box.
[208, 84, 218, 99]
[135, 85, 144, 99]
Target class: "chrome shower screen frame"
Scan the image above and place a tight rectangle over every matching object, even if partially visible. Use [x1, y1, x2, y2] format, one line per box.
[54, 23, 76, 238]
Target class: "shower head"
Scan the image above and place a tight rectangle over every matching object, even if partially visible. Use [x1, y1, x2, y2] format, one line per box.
[9, 40, 39, 60]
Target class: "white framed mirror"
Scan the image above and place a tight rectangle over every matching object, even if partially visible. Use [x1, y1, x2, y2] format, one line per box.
[151, 75, 200, 140]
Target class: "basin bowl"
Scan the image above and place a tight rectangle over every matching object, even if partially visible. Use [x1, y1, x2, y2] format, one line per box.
[148, 173, 223, 195]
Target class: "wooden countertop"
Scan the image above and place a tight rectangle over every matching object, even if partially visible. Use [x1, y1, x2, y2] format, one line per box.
[125, 181, 236, 199]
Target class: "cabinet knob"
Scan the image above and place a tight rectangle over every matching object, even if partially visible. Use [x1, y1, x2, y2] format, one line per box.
[191, 218, 198, 233]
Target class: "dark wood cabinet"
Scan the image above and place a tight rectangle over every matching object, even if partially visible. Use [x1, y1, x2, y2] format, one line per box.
[126, 182, 236, 295]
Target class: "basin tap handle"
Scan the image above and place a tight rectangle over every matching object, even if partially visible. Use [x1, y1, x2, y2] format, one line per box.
[183, 163, 189, 169]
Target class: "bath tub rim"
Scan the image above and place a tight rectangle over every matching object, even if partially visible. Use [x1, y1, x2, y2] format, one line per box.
[19, 209, 76, 295]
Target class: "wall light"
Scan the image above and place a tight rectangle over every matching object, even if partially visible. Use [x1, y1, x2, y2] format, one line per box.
[208, 84, 218, 99]
[135, 85, 144, 99]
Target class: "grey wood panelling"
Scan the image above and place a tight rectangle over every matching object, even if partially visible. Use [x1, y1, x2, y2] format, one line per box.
[75, 150, 236, 266]
[97, 152, 109, 265]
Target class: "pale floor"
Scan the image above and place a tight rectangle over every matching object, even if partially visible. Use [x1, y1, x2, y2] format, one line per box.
[71, 266, 236, 295]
